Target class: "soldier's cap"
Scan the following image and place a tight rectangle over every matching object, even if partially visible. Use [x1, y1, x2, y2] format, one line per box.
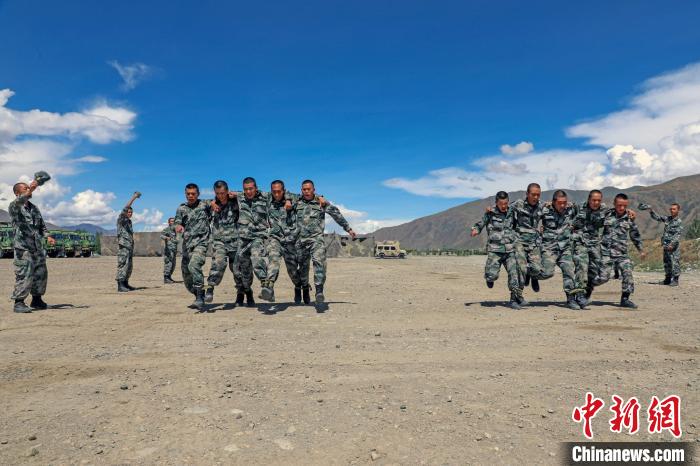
[637, 203, 651, 211]
[34, 171, 52, 186]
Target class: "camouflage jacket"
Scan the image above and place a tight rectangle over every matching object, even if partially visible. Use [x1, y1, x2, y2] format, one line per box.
[8, 195, 46, 252]
[237, 191, 270, 241]
[174, 199, 212, 250]
[650, 211, 682, 249]
[211, 198, 239, 244]
[268, 192, 299, 242]
[117, 208, 134, 249]
[572, 202, 609, 246]
[540, 204, 577, 251]
[296, 196, 351, 240]
[160, 224, 178, 249]
[601, 211, 643, 257]
[472, 207, 517, 253]
[508, 198, 543, 244]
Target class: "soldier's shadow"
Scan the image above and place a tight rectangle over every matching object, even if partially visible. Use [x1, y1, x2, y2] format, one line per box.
[464, 300, 576, 310]
[201, 302, 237, 313]
[258, 302, 293, 315]
[39, 304, 90, 311]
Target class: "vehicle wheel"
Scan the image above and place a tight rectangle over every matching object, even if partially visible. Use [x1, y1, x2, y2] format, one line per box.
[399, 253, 405, 259]
[379, 253, 385, 258]
[83, 250, 92, 257]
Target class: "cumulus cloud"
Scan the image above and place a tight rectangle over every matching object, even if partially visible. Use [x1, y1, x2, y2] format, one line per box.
[325, 203, 409, 234]
[385, 62, 700, 197]
[109, 60, 153, 91]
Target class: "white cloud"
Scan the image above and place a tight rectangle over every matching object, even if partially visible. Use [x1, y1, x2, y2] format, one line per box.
[500, 141, 534, 156]
[109, 61, 153, 91]
[43, 190, 118, 225]
[74, 155, 108, 163]
[385, 61, 700, 197]
[325, 203, 409, 234]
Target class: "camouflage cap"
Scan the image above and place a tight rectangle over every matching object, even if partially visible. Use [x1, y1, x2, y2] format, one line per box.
[34, 171, 51, 186]
[638, 203, 651, 211]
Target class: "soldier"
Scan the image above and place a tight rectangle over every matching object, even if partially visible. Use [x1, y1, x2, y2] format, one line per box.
[645, 203, 683, 286]
[572, 190, 609, 305]
[160, 217, 177, 284]
[539, 190, 583, 310]
[508, 183, 544, 293]
[471, 191, 523, 310]
[205, 180, 244, 304]
[174, 183, 212, 311]
[601, 193, 645, 309]
[295, 180, 356, 305]
[8, 180, 55, 313]
[116, 191, 141, 292]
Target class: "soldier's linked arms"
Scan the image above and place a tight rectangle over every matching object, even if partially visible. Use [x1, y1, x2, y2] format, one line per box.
[175, 225, 185, 233]
[210, 200, 221, 213]
[470, 228, 478, 237]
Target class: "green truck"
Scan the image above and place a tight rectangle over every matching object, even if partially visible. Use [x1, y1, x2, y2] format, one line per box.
[1, 224, 14, 258]
[76, 231, 96, 257]
[43, 230, 96, 257]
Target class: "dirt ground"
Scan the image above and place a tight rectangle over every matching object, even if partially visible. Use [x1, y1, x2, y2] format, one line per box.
[0, 256, 698, 465]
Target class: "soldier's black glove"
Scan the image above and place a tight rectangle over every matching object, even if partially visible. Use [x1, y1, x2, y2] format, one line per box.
[637, 203, 650, 211]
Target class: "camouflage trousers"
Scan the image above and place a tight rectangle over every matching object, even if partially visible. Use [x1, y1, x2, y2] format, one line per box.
[12, 248, 48, 300]
[238, 237, 268, 291]
[603, 255, 634, 294]
[267, 237, 301, 288]
[116, 246, 134, 282]
[539, 246, 580, 295]
[163, 244, 177, 277]
[573, 240, 607, 290]
[484, 251, 520, 294]
[514, 239, 542, 284]
[182, 244, 207, 294]
[663, 247, 681, 277]
[207, 239, 243, 291]
[297, 236, 327, 288]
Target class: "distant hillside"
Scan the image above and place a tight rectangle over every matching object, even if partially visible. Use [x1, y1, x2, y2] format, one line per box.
[63, 224, 116, 235]
[0, 208, 61, 230]
[374, 174, 700, 250]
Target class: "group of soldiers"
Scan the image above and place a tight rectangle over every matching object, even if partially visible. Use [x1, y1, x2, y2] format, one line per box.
[114, 178, 356, 311]
[471, 183, 683, 310]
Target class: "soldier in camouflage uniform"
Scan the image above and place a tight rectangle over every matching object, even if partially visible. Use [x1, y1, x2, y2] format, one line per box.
[174, 183, 212, 311]
[116, 191, 141, 292]
[8, 180, 55, 313]
[204, 180, 244, 304]
[647, 203, 683, 286]
[508, 183, 544, 293]
[538, 190, 583, 310]
[160, 217, 178, 284]
[571, 190, 609, 305]
[471, 191, 524, 310]
[601, 193, 645, 308]
[295, 180, 356, 305]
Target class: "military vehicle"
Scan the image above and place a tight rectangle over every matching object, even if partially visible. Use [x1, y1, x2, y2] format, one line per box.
[374, 240, 407, 259]
[77, 231, 96, 257]
[1, 224, 14, 258]
[44, 230, 65, 257]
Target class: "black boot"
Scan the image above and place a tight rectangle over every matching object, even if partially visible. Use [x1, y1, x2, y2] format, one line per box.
[531, 277, 540, 293]
[30, 295, 48, 310]
[315, 285, 325, 304]
[566, 294, 581, 310]
[164, 275, 175, 284]
[191, 287, 205, 311]
[235, 291, 245, 306]
[294, 287, 302, 305]
[576, 292, 589, 309]
[204, 287, 214, 303]
[585, 286, 593, 300]
[125, 280, 136, 291]
[245, 289, 255, 307]
[662, 275, 671, 285]
[260, 282, 275, 302]
[486, 280, 494, 289]
[516, 290, 528, 307]
[508, 293, 521, 310]
[13, 299, 32, 313]
[302, 285, 311, 305]
[620, 292, 638, 309]
[669, 276, 679, 287]
[117, 280, 130, 292]
[523, 273, 530, 287]
[613, 268, 620, 279]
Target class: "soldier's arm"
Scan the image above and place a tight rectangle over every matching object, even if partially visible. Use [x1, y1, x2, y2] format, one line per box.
[324, 202, 356, 238]
[668, 221, 683, 250]
[160, 228, 170, 241]
[123, 191, 141, 210]
[649, 209, 666, 223]
[471, 212, 490, 235]
[174, 206, 185, 232]
[629, 222, 643, 252]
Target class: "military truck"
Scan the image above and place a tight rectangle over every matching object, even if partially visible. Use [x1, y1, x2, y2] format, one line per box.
[43, 230, 64, 257]
[1, 224, 14, 258]
[374, 240, 407, 259]
[77, 231, 96, 257]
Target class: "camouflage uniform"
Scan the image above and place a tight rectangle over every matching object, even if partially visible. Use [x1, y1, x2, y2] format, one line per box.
[295, 197, 352, 288]
[236, 191, 270, 291]
[508, 198, 544, 283]
[472, 207, 521, 297]
[174, 200, 212, 294]
[601, 211, 643, 294]
[207, 198, 243, 291]
[160, 224, 178, 278]
[650, 210, 682, 278]
[9, 194, 48, 300]
[115, 208, 134, 282]
[571, 202, 610, 290]
[267, 192, 301, 288]
[539, 204, 581, 296]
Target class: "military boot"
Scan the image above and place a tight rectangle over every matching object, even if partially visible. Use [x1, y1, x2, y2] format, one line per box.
[669, 276, 679, 287]
[523, 273, 530, 287]
[585, 286, 593, 300]
[508, 293, 521, 310]
[486, 281, 494, 289]
[566, 294, 581, 310]
[531, 277, 540, 293]
[117, 280, 130, 292]
[620, 292, 638, 309]
[30, 295, 48, 310]
[191, 287, 205, 311]
[260, 282, 275, 302]
[204, 287, 214, 303]
[294, 287, 302, 305]
[576, 292, 589, 309]
[245, 289, 256, 307]
[14, 299, 32, 313]
[515, 290, 528, 307]
[235, 291, 245, 306]
[302, 285, 311, 305]
[125, 280, 136, 291]
[613, 267, 620, 280]
[315, 285, 325, 304]
[164, 275, 175, 284]
[662, 275, 671, 285]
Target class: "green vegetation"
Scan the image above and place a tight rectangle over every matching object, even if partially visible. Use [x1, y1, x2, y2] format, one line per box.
[685, 219, 700, 240]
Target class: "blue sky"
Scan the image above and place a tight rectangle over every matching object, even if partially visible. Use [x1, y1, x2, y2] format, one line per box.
[1, 0, 700, 231]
